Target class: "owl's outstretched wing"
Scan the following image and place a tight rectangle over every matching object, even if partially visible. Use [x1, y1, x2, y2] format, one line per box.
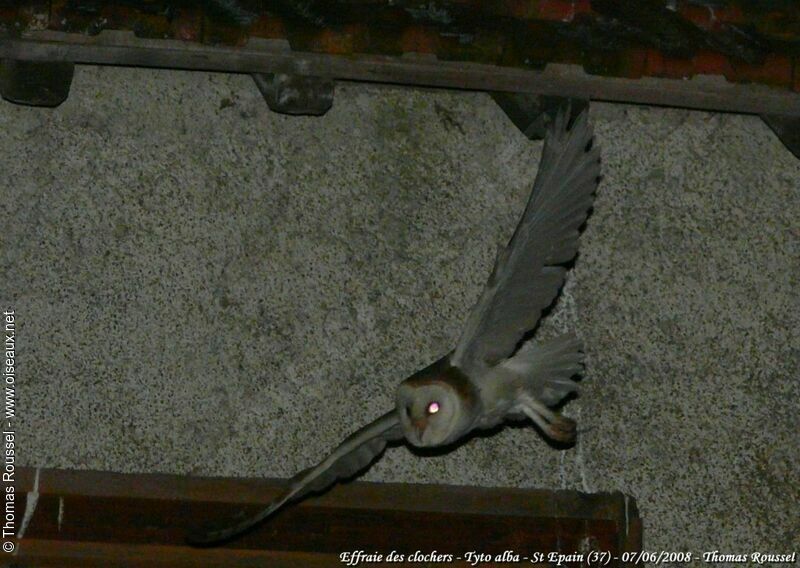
[187, 409, 402, 545]
[451, 107, 600, 377]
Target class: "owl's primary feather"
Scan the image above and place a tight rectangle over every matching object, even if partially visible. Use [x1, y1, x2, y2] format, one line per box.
[451, 109, 600, 376]
[188, 106, 600, 545]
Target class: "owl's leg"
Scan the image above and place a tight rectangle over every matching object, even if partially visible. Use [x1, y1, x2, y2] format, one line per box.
[517, 393, 576, 444]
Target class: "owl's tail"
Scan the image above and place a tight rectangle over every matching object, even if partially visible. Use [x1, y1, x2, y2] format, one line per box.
[502, 333, 584, 407]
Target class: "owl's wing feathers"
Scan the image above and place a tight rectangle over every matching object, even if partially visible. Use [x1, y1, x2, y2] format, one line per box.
[451, 108, 600, 376]
[187, 410, 402, 545]
[501, 333, 584, 406]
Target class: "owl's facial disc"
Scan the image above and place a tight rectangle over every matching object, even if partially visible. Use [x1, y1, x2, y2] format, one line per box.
[395, 383, 460, 447]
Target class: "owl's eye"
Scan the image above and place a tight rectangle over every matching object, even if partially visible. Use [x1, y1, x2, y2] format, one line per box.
[426, 401, 440, 415]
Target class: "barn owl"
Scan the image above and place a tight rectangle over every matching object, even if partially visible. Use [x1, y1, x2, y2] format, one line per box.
[189, 106, 601, 545]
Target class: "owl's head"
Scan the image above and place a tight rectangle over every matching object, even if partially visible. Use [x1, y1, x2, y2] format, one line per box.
[395, 357, 479, 447]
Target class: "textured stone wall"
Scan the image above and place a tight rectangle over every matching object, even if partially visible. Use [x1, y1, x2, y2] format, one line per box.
[2, 65, 798, 553]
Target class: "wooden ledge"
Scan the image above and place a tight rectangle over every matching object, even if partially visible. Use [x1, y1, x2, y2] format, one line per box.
[11, 467, 642, 567]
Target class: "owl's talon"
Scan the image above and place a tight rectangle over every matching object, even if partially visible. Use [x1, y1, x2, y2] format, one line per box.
[546, 415, 577, 444]
[517, 393, 577, 443]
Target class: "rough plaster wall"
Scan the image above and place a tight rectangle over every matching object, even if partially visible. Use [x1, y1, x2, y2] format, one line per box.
[1, 65, 798, 555]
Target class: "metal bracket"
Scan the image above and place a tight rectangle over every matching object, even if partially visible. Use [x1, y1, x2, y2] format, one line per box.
[0, 59, 74, 107]
[252, 73, 334, 116]
[491, 93, 589, 140]
[761, 115, 800, 159]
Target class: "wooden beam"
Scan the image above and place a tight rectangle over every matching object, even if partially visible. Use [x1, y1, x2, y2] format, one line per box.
[11, 467, 642, 567]
[1, 30, 799, 116]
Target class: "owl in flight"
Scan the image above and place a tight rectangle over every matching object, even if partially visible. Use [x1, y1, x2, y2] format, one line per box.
[189, 106, 601, 545]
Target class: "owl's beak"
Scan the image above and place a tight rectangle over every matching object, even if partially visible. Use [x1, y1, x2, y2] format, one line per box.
[412, 418, 427, 444]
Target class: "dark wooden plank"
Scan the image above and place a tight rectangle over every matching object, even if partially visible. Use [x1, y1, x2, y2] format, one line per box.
[1, 31, 798, 117]
[13, 540, 330, 568]
[15, 467, 633, 519]
[11, 467, 642, 567]
[20, 494, 621, 552]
